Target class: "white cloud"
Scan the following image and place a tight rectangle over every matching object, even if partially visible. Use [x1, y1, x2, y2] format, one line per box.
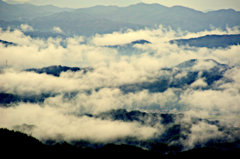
[53, 26, 63, 34]
[20, 24, 33, 32]
[1, 26, 239, 69]
[184, 121, 223, 148]
[192, 60, 218, 71]
[0, 103, 157, 142]
[44, 88, 179, 115]
[190, 78, 208, 88]
[0, 71, 81, 95]
[1, 26, 240, 144]
[180, 89, 240, 117]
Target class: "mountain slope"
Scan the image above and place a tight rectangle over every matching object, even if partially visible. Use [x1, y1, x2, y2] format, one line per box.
[170, 34, 240, 48]
[25, 65, 86, 77]
[1, 2, 240, 35]
[0, 39, 16, 46]
[29, 11, 142, 35]
[0, 0, 73, 21]
[26, 3, 240, 35]
[120, 59, 230, 94]
[75, 3, 240, 32]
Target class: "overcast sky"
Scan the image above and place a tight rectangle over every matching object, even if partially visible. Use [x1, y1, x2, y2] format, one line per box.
[3, 0, 240, 11]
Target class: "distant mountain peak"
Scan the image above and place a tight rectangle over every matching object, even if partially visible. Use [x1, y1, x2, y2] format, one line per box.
[86, 4, 119, 9]
[106, 39, 151, 48]
[209, 8, 237, 13]
[0, 0, 8, 5]
[170, 5, 203, 13]
[129, 2, 167, 8]
[131, 39, 151, 45]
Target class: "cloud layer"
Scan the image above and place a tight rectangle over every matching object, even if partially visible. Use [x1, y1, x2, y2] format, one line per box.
[0, 26, 240, 147]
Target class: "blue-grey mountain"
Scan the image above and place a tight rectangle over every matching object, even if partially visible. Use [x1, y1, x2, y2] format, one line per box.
[0, 1, 240, 36]
[170, 34, 240, 48]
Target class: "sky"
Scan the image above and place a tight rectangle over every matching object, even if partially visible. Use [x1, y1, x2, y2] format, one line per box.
[3, 0, 240, 11]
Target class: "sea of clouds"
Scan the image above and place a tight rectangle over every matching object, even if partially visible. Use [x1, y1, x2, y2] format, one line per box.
[0, 25, 240, 148]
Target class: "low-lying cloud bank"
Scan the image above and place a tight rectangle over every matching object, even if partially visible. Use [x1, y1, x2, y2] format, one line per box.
[0, 104, 158, 142]
[0, 26, 240, 148]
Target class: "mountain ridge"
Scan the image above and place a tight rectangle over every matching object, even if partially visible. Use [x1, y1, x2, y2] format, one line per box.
[0, 0, 73, 21]
[1, 1, 240, 35]
[170, 34, 240, 48]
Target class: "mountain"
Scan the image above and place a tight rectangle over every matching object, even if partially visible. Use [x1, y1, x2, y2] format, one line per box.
[0, 1, 240, 36]
[78, 109, 240, 155]
[0, 0, 73, 21]
[1, 118, 240, 157]
[0, 92, 55, 105]
[120, 59, 230, 94]
[206, 9, 240, 28]
[28, 10, 142, 35]
[68, 3, 240, 32]
[25, 65, 89, 77]
[24, 31, 67, 39]
[0, 128, 150, 156]
[107, 39, 151, 49]
[0, 128, 44, 151]
[170, 34, 240, 48]
[175, 59, 229, 70]
[94, 109, 182, 126]
[75, 3, 168, 26]
[0, 39, 16, 46]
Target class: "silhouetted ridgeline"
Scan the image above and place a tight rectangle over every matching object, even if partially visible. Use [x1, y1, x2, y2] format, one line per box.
[0, 128, 239, 157]
[170, 34, 240, 48]
[0, 128, 155, 157]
